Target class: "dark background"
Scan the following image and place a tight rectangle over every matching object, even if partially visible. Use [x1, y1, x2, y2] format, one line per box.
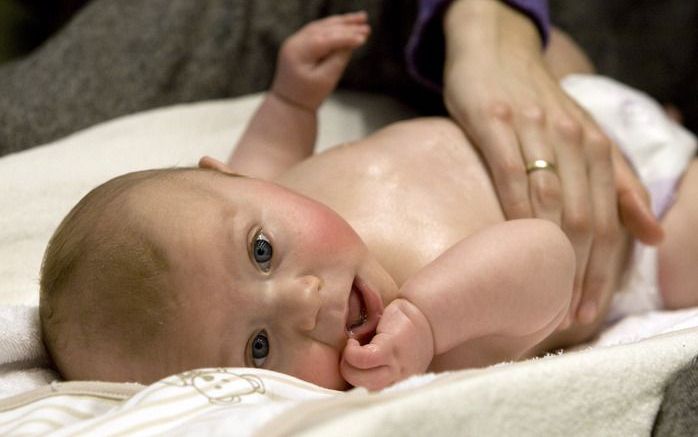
[0, 0, 89, 62]
[1, 0, 696, 133]
[550, 0, 698, 134]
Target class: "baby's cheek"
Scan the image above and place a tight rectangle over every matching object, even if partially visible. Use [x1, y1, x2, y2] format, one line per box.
[289, 345, 348, 390]
[300, 204, 360, 253]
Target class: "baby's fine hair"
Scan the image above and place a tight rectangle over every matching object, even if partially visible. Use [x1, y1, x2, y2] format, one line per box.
[39, 168, 199, 380]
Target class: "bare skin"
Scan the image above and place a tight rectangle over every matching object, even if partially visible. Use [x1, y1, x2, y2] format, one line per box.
[276, 117, 596, 363]
[67, 14, 696, 391]
[441, 1, 663, 327]
[177, 14, 575, 389]
[214, 14, 697, 388]
[198, 119, 577, 390]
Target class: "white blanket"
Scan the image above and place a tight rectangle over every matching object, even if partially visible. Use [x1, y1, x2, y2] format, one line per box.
[0, 305, 56, 398]
[1, 78, 697, 436]
[1, 326, 697, 436]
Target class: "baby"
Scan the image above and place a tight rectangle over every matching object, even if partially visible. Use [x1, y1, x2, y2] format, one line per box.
[39, 13, 698, 391]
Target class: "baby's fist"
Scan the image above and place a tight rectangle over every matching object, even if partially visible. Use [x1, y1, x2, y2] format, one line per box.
[340, 298, 434, 391]
[272, 12, 370, 110]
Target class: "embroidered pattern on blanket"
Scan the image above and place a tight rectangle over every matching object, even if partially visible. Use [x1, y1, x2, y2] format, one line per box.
[0, 368, 334, 436]
[163, 369, 265, 405]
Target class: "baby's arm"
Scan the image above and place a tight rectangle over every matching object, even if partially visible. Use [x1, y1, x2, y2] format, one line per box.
[227, 13, 369, 180]
[341, 219, 575, 390]
[403, 219, 574, 355]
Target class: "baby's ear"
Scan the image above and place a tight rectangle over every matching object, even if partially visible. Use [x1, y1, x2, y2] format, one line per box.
[198, 156, 234, 174]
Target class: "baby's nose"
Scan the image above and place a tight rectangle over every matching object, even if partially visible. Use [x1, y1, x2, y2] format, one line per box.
[284, 275, 322, 332]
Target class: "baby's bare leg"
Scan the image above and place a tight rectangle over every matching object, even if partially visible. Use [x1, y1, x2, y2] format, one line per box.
[659, 159, 698, 309]
[544, 28, 595, 80]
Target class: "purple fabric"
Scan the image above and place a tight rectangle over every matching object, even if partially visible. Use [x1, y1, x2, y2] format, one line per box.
[406, 0, 550, 91]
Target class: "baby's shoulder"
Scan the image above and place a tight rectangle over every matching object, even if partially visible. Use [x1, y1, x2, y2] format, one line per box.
[320, 117, 473, 170]
[364, 117, 467, 152]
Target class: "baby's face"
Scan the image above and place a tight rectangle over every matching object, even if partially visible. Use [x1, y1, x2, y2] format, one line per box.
[146, 171, 397, 390]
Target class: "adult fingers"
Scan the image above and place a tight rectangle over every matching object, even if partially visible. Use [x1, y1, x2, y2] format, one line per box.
[577, 129, 620, 324]
[613, 146, 664, 244]
[516, 105, 562, 224]
[550, 109, 593, 322]
[455, 100, 533, 220]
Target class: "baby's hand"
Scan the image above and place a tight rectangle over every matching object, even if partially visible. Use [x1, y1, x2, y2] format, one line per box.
[272, 12, 370, 111]
[340, 298, 434, 391]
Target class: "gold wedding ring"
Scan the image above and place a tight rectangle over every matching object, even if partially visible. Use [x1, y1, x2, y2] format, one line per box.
[525, 159, 557, 175]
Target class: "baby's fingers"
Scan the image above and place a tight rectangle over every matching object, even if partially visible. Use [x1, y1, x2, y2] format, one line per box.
[318, 25, 369, 54]
[340, 361, 395, 391]
[320, 11, 368, 25]
[341, 339, 395, 390]
[301, 18, 369, 59]
[341, 338, 389, 370]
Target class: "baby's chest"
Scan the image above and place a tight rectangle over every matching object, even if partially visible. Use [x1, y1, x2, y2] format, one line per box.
[282, 127, 505, 282]
[346, 172, 504, 285]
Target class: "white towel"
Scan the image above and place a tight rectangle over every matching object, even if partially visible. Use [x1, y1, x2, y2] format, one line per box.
[0, 305, 58, 398]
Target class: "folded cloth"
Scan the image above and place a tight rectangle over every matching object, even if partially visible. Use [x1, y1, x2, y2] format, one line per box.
[0, 305, 58, 399]
[592, 307, 698, 348]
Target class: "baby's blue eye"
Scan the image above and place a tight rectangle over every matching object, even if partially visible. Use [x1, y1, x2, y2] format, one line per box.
[249, 330, 269, 367]
[252, 231, 273, 272]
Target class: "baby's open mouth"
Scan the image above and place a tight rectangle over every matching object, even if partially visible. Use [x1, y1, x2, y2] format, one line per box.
[346, 283, 367, 330]
[345, 278, 377, 345]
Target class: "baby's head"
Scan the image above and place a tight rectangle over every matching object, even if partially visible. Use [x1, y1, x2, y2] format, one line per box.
[40, 161, 392, 389]
[40, 168, 200, 383]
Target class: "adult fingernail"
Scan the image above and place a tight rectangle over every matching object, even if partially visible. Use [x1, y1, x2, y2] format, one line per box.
[578, 301, 597, 325]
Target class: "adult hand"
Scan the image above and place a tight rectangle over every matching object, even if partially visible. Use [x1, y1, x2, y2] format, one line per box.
[340, 299, 434, 391]
[442, 0, 663, 325]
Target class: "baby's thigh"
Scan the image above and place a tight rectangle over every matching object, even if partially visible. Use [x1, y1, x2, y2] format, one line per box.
[658, 159, 698, 309]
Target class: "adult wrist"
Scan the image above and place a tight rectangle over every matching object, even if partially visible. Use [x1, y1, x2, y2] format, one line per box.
[444, 0, 548, 47]
[406, 0, 549, 90]
[444, 0, 541, 58]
